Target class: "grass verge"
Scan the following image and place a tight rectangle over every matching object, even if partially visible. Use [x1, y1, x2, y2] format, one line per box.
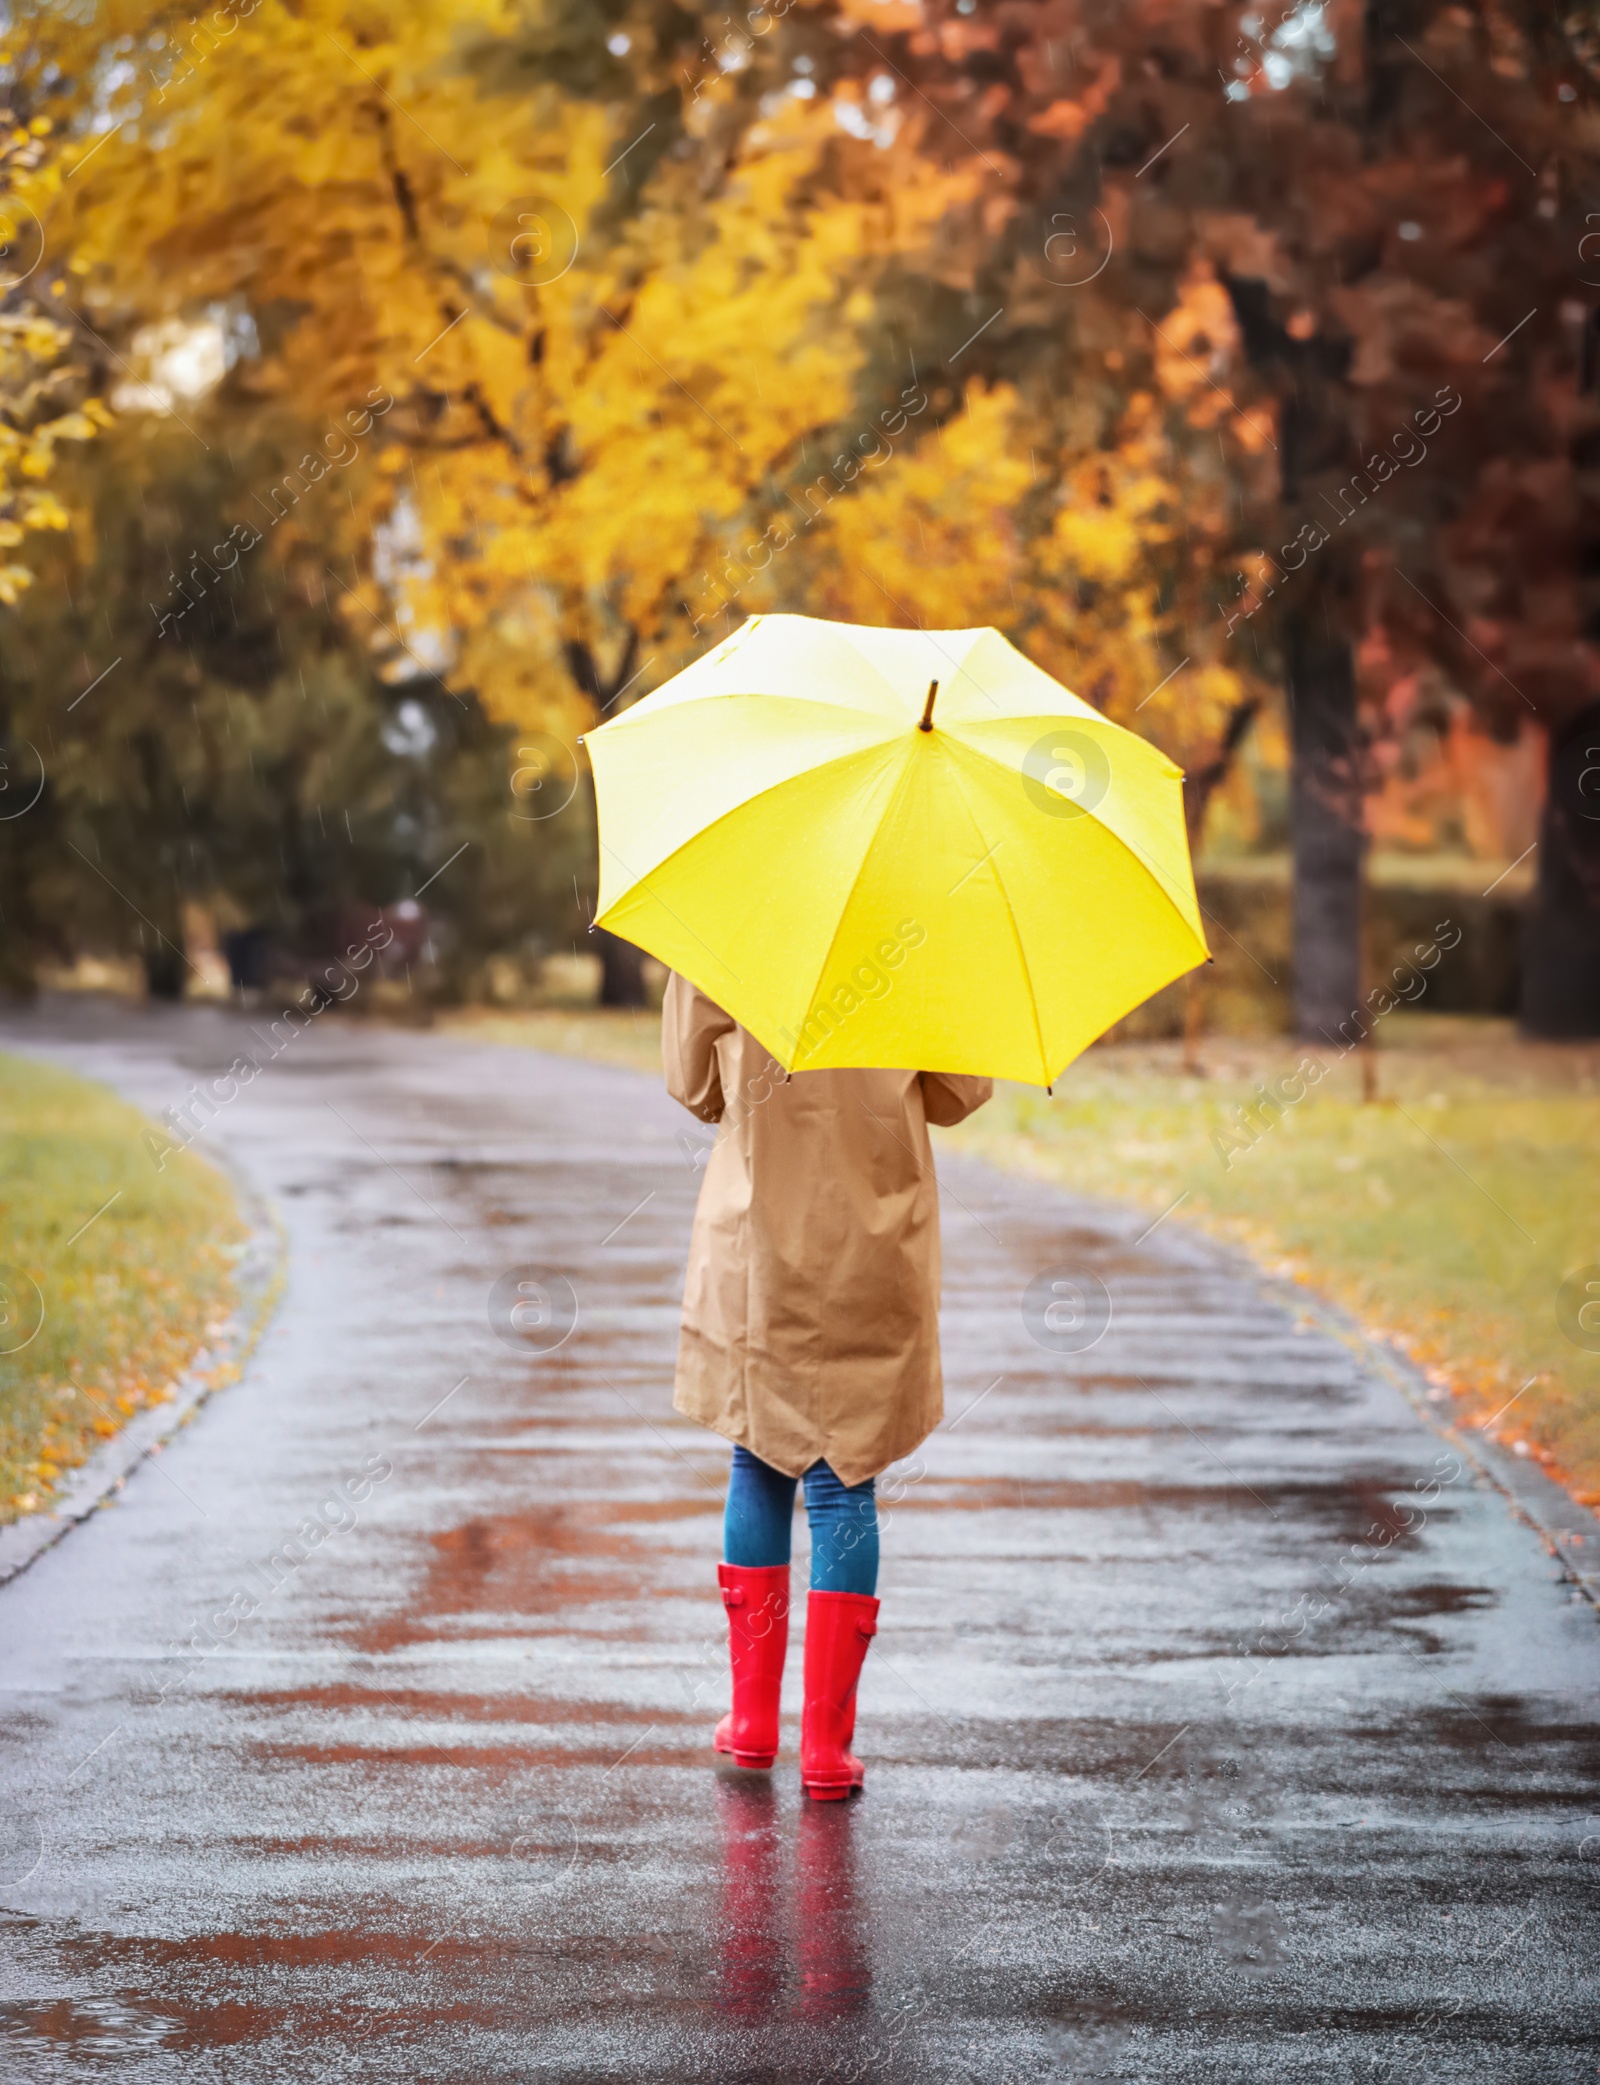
[0, 1051, 246, 1522]
[437, 1003, 666, 1076]
[939, 1017, 1600, 1505]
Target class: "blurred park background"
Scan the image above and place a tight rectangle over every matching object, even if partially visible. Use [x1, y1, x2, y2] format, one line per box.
[1, 1, 1598, 1511]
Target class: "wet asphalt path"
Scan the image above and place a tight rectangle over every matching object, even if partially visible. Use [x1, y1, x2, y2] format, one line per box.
[0, 997, 1597, 2083]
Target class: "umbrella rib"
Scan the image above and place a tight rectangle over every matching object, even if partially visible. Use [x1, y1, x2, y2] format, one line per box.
[1084, 808, 1203, 943]
[960, 717, 1201, 935]
[791, 748, 921, 1062]
[596, 734, 904, 918]
[942, 754, 1051, 1086]
[598, 836, 747, 987]
[952, 733, 1208, 1043]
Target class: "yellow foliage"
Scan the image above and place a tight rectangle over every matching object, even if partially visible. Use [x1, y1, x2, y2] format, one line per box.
[0, 316, 105, 597]
[14, 2, 1262, 816]
[0, 52, 110, 602]
[1150, 261, 1249, 431]
[40, 1, 975, 733]
[796, 376, 1252, 782]
[810, 382, 1033, 627]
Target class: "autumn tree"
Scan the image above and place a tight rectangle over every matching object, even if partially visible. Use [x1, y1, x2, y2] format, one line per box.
[36, 1, 972, 720]
[821, 0, 1600, 1036]
[0, 0, 1001, 990]
[13, 0, 1591, 1034]
[0, 29, 116, 988]
[1, 409, 587, 997]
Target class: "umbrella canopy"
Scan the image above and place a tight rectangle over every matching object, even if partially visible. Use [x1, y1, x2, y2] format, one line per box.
[586, 614, 1207, 1086]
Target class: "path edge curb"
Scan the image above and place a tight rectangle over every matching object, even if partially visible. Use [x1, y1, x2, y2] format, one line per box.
[941, 1148, 1600, 1617]
[1248, 1266, 1600, 1614]
[0, 1142, 285, 1588]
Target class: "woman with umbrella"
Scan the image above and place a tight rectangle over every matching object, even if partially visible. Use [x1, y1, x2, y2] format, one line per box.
[664, 967, 991, 1800]
[585, 613, 1206, 1800]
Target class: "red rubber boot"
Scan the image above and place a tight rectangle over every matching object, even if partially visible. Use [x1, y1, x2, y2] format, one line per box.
[713, 1563, 790, 1770]
[799, 1590, 879, 1801]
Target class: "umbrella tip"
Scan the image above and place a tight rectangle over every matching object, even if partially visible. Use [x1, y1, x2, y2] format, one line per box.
[919, 680, 939, 732]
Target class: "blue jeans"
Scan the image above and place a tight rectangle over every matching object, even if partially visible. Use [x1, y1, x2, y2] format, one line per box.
[724, 1445, 878, 1596]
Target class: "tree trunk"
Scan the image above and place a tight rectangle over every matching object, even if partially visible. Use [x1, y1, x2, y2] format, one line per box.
[594, 926, 649, 1008]
[1520, 702, 1600, 1036]
[0, 710, 49, 997]
[1286, 600, 1364, 1042]
[1182, 694, 1261, 850]
[1226, 272, 1367, 1051]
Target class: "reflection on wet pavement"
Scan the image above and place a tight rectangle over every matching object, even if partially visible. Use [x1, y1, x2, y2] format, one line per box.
[714, 1777, 782, 2019]
[0, 998, 1597, 2081]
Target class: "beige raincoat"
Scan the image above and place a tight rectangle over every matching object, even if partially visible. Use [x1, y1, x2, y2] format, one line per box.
[664, 971, 992, 1487]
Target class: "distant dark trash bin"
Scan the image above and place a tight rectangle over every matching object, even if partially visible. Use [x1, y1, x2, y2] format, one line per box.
[594, 926, 648, 1008]
[1520, 703, 1600, 1039]
[144, 945, 186, 1001]
[223, 927, 272, 993]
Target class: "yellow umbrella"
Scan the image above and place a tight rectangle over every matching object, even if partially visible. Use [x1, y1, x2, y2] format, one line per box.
[586, 613, 1207, 1087]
